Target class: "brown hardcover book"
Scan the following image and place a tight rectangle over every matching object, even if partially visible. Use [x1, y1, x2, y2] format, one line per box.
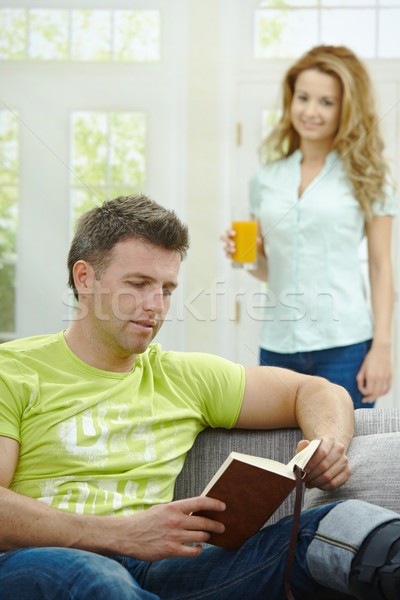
[194, 439, 321, 550]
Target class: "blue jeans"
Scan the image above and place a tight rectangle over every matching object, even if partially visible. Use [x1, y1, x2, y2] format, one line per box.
[1, 500, 398, 599]
[0, 504, 336, 600]
[260, 340, 373, 409]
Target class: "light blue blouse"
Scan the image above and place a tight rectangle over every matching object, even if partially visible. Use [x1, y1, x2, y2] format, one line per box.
[249, 150, 398, 353]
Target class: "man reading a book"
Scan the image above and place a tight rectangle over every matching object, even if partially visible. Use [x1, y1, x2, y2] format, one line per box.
[0, 195, 399, 600]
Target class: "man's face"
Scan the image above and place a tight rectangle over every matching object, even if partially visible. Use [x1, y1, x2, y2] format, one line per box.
[83, 238, 181, 360]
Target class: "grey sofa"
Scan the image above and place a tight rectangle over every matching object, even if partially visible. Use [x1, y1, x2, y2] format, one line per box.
[174, 408, 400, 599]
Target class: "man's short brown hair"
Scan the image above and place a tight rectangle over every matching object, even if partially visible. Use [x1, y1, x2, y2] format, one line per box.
[67, 195, 189, 300]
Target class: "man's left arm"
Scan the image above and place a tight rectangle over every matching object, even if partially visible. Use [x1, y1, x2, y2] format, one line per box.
[235, 366, 354, 490]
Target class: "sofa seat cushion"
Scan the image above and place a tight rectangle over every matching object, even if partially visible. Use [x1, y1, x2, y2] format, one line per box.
[303, 432, 400, 514]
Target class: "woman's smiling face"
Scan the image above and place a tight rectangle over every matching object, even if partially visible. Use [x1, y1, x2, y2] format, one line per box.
[290, 69, 342, 148]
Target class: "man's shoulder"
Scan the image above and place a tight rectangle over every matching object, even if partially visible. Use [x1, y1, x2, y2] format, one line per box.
[0, 333, 63, 389]
[143, 345, 245, 427]
[0, 332, 61, 358]
[144, 344, 243, 377]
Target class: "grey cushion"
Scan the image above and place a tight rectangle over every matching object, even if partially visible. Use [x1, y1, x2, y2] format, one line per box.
[303, 431, 400, 513]
[353, 407, 400, 436]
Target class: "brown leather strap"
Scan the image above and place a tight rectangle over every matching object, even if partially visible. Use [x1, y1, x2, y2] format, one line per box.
[284, 465, 306, 600]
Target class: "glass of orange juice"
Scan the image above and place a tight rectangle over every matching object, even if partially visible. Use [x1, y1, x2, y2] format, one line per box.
[231, 220, 258, 268]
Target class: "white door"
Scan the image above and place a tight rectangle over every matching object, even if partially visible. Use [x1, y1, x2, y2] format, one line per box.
[229, 81, 281, 367]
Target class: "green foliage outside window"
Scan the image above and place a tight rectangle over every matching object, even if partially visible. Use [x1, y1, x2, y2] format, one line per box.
[0, 9, 26, 59]
[71, 10, 111, 61]
[255, 10, 286, 56]
[254, 4, 400, 59]
[0, 111, 18, 334]
[0, 263, 15, 333]
[70, 111, 146, 226]
[30, 9, 69, 60]
[0, 8, 161, 62]
[114, 10, 160, 61]
[0, 113, 18, 262]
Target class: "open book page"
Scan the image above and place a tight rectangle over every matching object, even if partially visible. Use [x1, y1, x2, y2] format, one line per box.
[201, 438, 321, 496]
[286, 438, 321, 471]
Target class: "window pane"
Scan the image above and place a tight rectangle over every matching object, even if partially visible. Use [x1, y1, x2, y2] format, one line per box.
[0, 110, 19, 261]
[258, 1, 317, 6]
[0, 112, 18, 186]
[378, 9, 400, 57]
[254, 9, 318, 59]
[70, 111, 147, 225]
[29, 9, 68, 60]
[261, 110, 282, 161]
[321, 9, 376, 58]
[261, 109, 281, 138]
[322, 0, 375, 5]
[0, 262, 16, 333]
[114, 10, 161, 61]
[71, 10, 111, 61]
[0, 186, 18, 257]
[108, 187, 137, 200]
[0, 187, 18, 334]
[71, 112, 108, 186]
[70, 188, 103, 228]
[0, 7, 162, 63]
[0, 9, 26, 59]
[109, 113, 146, 187]
[0, 111, 18, 335]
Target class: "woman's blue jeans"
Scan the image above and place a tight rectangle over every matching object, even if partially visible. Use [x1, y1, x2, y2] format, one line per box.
[0, 505, 335, 600]
[260, 340, 373, 409]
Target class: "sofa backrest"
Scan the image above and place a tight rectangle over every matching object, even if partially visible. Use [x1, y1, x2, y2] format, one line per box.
[173, 408, 400, 524]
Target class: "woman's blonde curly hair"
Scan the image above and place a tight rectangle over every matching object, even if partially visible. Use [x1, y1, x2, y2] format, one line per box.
[260, 45, 389, 217]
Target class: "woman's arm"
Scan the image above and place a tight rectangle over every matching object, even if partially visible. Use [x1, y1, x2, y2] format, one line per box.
[356, 215, 394, 402]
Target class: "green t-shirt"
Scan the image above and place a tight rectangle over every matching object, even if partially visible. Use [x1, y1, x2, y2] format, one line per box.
[0, 332, 244, 516]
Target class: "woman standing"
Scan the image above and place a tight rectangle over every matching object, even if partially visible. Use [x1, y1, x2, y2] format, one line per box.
[223, 45, 397, 408]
